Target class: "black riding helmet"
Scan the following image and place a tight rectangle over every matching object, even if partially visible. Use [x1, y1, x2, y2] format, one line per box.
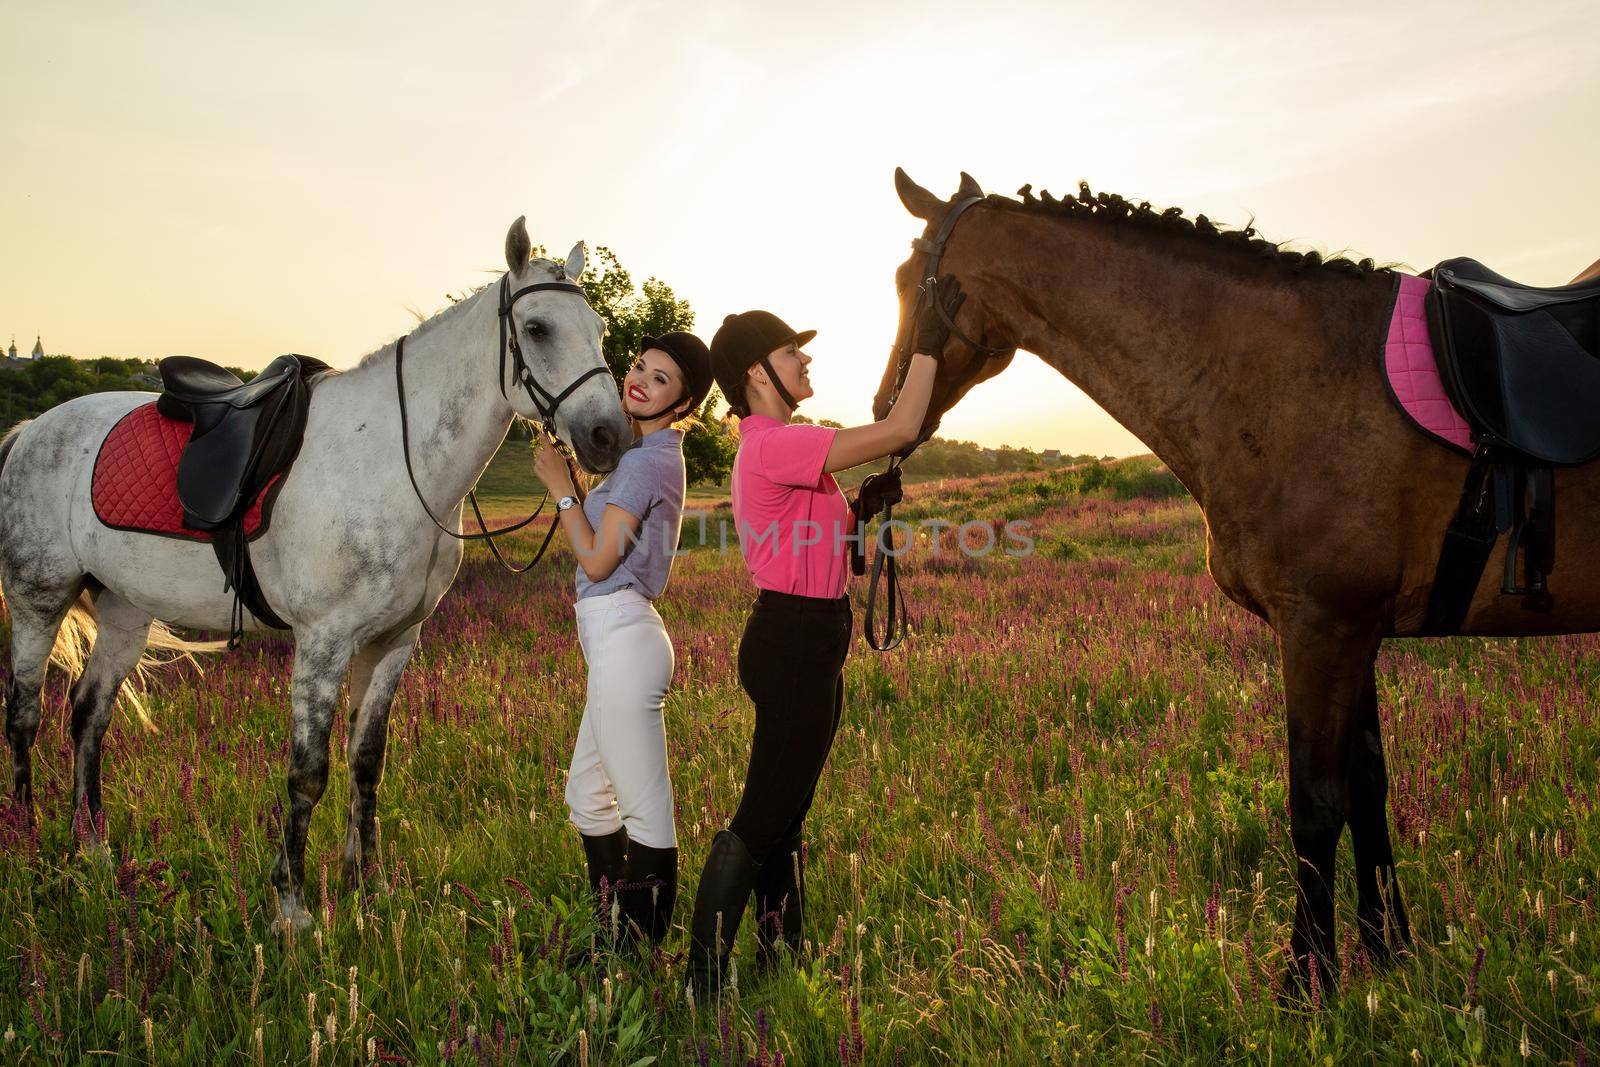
[710, 310, 816, 416]
[634, 331, 713, 421]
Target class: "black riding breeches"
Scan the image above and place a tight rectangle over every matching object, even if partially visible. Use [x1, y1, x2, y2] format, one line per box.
[727, 589, 852, 865]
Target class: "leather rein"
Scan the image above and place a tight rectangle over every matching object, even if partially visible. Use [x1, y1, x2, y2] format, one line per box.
[864, 195, 1011, 651]
[396, 273, 612, 574]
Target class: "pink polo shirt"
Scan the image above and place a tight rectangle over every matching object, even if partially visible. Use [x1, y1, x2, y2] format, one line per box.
[731, 415, 852, 599]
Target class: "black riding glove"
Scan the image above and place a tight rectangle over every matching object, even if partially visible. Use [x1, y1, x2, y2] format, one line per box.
[851, 466, 905, 523]
[912, 274, 967, 358]
[849, 466, 906, 575]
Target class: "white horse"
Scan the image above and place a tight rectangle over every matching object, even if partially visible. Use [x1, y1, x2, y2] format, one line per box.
[0, 218, 629, 928]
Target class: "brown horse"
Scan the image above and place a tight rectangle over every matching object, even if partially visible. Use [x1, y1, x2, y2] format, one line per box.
[876, 170, 1600, 992]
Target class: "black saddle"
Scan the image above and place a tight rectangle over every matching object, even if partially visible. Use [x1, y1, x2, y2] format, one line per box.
[1429, 257, 1600, 465]
[160, 358, 312, 414]
[156, 353, 330, 640]
[1420, 257, 1600, 633]
[158, 353, 329, 529]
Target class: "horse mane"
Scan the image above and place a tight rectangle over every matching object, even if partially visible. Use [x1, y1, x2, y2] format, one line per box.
[352, 257, 569, 369]
[1003, 182, 1383, 278]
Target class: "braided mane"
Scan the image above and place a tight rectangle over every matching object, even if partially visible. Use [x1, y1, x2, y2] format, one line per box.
[1005, 182, 1383, 277]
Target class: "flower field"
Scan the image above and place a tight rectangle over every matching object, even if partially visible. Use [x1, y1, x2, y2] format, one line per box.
[2, 461, 1596, 1064]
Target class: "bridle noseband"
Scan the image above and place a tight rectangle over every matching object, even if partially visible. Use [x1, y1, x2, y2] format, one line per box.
[396, 271, 613, 573]
[864, 195, 1013, 652]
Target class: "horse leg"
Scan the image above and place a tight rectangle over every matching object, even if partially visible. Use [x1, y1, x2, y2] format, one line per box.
[1347, 668, 1411, 963]
[1278, 611, 1379, 997]
[5, 590, 78, 808]
[68, 590, 152, 854]
[270, 633, 355, 932]
[340, 624, 420, 890]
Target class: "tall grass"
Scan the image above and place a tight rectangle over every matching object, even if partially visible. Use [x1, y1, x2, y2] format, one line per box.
[1, 466, 1595, 1063]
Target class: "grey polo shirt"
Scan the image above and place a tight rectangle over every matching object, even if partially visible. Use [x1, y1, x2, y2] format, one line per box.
[574, 427, 687, 602]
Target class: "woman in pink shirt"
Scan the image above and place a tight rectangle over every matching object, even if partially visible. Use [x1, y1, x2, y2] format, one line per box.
[687, 278, 965, 992]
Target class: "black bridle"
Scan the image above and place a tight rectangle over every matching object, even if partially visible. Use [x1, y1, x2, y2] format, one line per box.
[864, 195, 1012, 651]
[494, 273, 614, 427]
[396, 273, 613, 573]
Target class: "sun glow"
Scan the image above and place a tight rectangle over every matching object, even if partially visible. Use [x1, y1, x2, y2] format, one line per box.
[2, 1, 1596, 455]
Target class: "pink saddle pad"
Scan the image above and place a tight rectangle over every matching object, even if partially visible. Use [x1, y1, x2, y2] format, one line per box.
[1382, 273, 1473, 453]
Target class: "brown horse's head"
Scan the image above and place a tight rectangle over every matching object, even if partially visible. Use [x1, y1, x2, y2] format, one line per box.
[872, 169, 1018, 437]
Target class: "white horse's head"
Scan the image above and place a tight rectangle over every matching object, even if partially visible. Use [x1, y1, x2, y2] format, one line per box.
[501, 217, 630, 474]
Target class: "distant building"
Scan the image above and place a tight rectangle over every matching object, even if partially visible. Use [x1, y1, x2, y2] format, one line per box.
[2, 336, 31, 372]
[30, 336, 43, 360]
[1042, 449, 1061, 461]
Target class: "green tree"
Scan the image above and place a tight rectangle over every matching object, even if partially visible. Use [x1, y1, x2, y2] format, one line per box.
[0, 356, 175, 434]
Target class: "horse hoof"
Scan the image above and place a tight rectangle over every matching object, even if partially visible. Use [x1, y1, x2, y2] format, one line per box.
[342, 858, 386, 895]
[81, 839, 114, 871]
[275, 899, 316, 935]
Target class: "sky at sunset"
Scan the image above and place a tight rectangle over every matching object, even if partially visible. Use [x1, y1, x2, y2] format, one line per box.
[3, 1, 1596, 455]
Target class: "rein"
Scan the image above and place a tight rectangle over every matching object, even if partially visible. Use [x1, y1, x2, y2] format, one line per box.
[395, 275, 609, 573]
[860, 460, 908, 651]
[863, 195, 1012, 651]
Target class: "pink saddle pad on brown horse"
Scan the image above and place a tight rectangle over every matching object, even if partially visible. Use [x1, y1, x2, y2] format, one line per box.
[1381, 273, 1472, 454]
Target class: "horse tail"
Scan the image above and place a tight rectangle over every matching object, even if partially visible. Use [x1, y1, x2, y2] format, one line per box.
[39, 591, 228, 733]
[49, 591, 98, 686]
[0, 416, 224, 731]
[122, 616, 231, 732]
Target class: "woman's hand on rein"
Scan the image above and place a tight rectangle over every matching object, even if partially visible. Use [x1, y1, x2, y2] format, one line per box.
[531, 433, 578, 497]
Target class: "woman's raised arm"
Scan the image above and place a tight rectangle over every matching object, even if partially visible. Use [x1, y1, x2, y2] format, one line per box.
[532, 434, 645, 581]
[822, 354, 937, 474]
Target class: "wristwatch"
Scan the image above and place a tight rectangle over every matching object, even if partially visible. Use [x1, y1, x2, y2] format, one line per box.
[556, 494, 579, 512]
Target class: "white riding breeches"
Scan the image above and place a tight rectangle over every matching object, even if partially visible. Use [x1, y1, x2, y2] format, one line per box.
[565, 588, 678, 849]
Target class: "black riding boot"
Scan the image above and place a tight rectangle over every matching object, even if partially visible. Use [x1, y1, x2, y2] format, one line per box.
[621, 842, 678, 947]
[687, 830, 759, 995]
[580, 828, 630, 941]
[753, 835, 804, 968]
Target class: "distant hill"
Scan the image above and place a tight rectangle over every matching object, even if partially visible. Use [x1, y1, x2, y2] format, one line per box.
[0, 355, 255, 433]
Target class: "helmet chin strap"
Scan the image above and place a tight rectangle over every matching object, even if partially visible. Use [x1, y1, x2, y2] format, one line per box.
[757, 356, 801, 412]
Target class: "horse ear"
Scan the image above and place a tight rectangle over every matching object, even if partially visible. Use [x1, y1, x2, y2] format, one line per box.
[505, 216, 531, 275]
[563, 240, 586, 282]
[957, 172, 983, 199]
[895, 167, 943, 220]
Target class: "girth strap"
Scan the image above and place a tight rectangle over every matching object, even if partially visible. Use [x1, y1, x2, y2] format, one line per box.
[1420, 443, 1555, 635]
[1504, 463, 1555, 599]
[216, 523, 289, 646]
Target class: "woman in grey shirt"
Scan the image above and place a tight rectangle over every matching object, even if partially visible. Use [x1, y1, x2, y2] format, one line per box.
[532, 331, 712, 947]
